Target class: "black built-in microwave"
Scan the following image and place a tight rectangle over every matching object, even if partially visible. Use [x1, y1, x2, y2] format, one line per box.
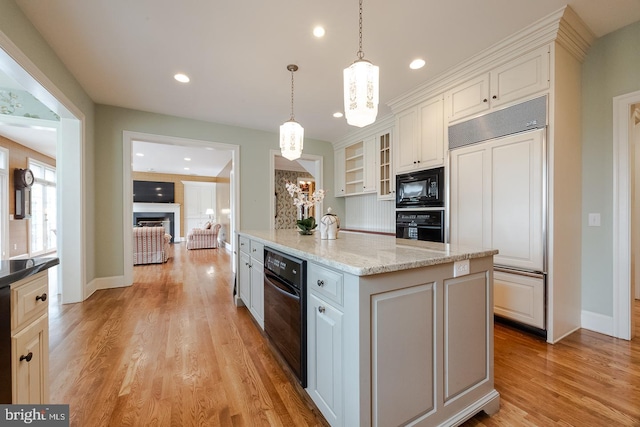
[396, 167, 444, 208]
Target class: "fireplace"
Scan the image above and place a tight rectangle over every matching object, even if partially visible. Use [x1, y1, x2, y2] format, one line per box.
[133, 212, 175, 242]
[132, 202, 182, 242]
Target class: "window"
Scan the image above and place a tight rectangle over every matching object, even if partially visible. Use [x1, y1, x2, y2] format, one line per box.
[28, 159, 56, 255]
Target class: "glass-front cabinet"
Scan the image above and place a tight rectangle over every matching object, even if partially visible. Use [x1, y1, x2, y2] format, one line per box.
[377, 131, 394, 200]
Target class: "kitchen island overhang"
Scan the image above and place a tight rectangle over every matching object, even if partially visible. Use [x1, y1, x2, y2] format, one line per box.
[237, 229, 499, 427]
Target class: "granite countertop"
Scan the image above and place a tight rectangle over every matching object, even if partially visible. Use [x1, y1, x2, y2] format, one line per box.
[239, 229, 497, 276]
[0, 257, 60, 289]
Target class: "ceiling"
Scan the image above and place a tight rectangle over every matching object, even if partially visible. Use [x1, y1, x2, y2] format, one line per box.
[4, 0, 640, 151]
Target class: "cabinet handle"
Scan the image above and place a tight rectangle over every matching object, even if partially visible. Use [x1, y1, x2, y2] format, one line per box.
[36, 293, 47, 302]
[483, 98, 488, 103]
[492, 95, 497, 99]
[20, 352, 33, 363]
[318, 306, 326, 313]
[317, 279, 324, 287]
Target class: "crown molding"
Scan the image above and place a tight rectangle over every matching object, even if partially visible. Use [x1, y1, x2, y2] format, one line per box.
[333, 113, 394, 149]
[387, 6, 595, 113]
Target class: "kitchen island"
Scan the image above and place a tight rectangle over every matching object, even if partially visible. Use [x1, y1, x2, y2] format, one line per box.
[237, 230, 499, 427]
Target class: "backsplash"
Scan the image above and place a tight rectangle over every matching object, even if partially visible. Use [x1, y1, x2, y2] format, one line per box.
[344, 193, 395, 233]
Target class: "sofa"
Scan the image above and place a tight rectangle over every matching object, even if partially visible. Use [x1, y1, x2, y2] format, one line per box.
[133, 226, 171, 265]
[186, 223, 221, 250]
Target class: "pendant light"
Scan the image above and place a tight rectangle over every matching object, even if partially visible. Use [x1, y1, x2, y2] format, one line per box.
[280, 64, 304, 161]
[343, 0, 379, 128]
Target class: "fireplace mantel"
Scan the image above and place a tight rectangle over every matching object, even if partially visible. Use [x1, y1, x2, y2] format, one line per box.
[133, 203, 182, 242]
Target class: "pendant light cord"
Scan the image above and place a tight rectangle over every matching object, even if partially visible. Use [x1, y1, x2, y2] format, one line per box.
[290, 69, 295, 120]
[357, 0, 364, 60]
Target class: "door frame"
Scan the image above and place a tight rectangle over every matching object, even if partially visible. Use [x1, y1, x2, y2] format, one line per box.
[123, 131, 240, 287]
[613, 89, 640, 340]
[269, 150, 323, 229]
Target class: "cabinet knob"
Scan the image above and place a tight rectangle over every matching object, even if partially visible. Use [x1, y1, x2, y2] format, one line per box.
[417, 160, 421, 163]
[36, 293, 47, 302]
[20, 352, 33, 363]
[413, 161, 417, 164]
[483, 98, 488, 103]
[318, 306, 326, 313]
[492, 95, 497, 99]
[317, 279, 324, 287]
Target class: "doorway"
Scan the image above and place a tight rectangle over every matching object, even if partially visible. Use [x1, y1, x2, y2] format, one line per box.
[0, 41, 85, 304]
[122, 131, 240, 287]
[269, 150, 323, 229]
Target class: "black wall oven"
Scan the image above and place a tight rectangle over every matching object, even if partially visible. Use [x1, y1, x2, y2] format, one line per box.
[396, 210, 445, 243]
[396, 166, 444, 209]
[263, 247, 307, 387]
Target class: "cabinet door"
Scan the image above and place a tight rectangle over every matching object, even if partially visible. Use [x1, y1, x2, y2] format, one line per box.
[490, 46, 549, 108]
[12, 314, 48, 404]
[449, 144, 491, 249]
[445, 74, 490, 123]
[238, 251, 251, 305]
[488, 130, 544, 271]
[363, 136, 377, 193]
[250, 260, 264, 329]
[494, 270, 545, 329]
[417, 96, 444, 168]
[334, 148, 346, 197]
[307, 293, 343, 426]
[394, 107, 419, 173]
[377, 131, 394, 200]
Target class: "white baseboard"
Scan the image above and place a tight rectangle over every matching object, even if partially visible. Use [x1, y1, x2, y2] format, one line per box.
[581, 310, 614, 337]
[90, 275, 130, 292]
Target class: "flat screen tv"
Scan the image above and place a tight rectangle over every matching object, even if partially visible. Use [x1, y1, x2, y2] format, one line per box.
[133, 180, 175, 203]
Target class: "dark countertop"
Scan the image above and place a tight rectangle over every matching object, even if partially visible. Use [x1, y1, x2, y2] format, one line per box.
[0, 257, 60, 289]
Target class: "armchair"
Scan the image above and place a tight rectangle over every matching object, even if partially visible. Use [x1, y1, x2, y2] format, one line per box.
[133, 226, 171, 265]
[186, 223, 221, 250]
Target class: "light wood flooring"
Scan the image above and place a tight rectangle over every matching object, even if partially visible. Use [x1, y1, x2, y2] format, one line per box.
[49, 244, 640, 426]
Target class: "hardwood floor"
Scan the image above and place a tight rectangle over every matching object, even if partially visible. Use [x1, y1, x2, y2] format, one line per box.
[49, 244, 640, 426]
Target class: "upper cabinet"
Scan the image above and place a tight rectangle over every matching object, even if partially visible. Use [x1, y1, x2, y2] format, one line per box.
[335, 131, 382, 197]
[377, 130, 394, 200]
[445, 46, 550, 123]
[394, 95, 444, 174]
[341, 138, 376, 196]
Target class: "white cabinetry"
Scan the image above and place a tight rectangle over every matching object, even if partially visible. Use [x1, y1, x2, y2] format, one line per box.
[450, 130, 545, 328]
[341, 139, 376, 196]
[307, 263, 344, 426]
[183, 181, 216, 232]
[237, 235, 264, 328]
[450, 129, 544, 271]
[376, 131, 394, 200]
[445, 46, 550, 123]
[394, 95, 444, 173]
[334, 148, 345, 197]
[10, 271, 49, 404]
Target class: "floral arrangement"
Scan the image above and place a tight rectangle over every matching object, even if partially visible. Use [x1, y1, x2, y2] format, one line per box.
[285, 180, 326, 234]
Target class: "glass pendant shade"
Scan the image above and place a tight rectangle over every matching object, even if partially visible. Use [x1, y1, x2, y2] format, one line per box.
[343, 59, 379, 127]
[280, 119, 304, 161]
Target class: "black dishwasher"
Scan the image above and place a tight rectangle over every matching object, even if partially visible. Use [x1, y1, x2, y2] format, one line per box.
[263, 247, 307, 387]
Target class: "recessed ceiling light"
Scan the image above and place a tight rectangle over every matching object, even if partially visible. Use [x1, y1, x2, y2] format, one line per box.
[313, 26, 325, 38]
[174, 73, 190, 83]
[333, 112, 344, 118]
[184, 167, 190, 170]
[409, 59, 426, 70]
[184, 157, 191, 161]
[136, 153, 144, 157]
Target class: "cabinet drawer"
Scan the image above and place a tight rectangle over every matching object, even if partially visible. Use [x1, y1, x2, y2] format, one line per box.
[308, 263, 343, 306]
[239, 235, 250, 254]
[11, 273, 48, 333]
[250, 240, 264, 262]
[494, 270, 545, 329]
